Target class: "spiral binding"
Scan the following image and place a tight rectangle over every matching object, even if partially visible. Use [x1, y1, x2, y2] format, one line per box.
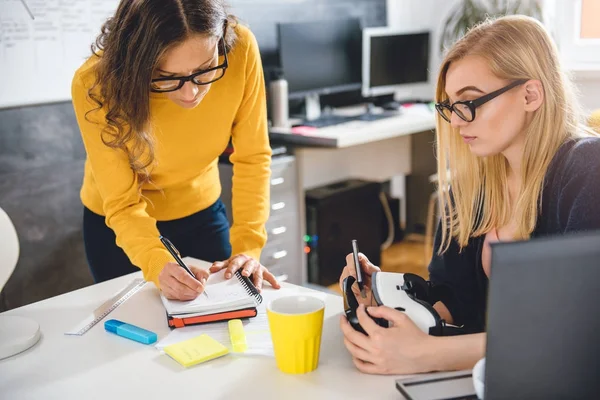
[235, 270, 263, 304]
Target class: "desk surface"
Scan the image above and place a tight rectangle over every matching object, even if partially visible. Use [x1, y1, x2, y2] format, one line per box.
[270, 105, 436, 148]
[0, 272, 413, 400]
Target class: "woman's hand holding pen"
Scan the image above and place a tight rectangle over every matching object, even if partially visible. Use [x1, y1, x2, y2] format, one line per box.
[210, 253, 281, 292]
[159, 262, 210, 301]
[339, 252, 380, 306]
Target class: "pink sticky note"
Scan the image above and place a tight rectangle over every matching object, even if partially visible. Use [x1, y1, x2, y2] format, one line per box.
[291, 126, 317, 135]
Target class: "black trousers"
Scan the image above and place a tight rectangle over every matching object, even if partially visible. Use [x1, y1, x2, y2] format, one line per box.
[83, 199, 232, 283]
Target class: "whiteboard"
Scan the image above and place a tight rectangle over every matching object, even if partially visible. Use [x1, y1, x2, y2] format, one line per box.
[0, 0, 117, 109]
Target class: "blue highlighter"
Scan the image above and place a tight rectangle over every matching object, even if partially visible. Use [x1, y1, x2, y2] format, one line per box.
[105, 319, 157, 345]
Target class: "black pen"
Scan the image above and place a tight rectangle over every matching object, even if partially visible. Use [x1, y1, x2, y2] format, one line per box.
[159, 235, 208, 298]
[351, 239, 366, 299]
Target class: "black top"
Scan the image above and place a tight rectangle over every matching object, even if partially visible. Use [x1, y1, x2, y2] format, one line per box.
[428, 137, 600, 333]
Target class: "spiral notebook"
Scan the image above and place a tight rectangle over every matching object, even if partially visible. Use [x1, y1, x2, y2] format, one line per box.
[160, 266, 263, 328]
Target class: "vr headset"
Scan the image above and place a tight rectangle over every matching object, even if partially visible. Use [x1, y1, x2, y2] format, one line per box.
[343, 272, 464, 336]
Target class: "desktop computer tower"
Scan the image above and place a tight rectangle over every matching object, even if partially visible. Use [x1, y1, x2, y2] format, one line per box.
[305, 179, 383, 286]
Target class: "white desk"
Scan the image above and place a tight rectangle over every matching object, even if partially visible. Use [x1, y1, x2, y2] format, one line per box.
[270, 104, 436, 194]
[269, 106, 437, 284]
[219, 108, 437, 287]
[0, 272, 413, 400]
[269, 104, 436, 148]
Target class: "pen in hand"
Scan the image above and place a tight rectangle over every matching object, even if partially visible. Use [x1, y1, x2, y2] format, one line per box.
[159, 235, 209, 299]
[351, 239, 367, 299]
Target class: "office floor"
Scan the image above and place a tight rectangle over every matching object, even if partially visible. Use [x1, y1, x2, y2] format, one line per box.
[326, 235, 429, 295]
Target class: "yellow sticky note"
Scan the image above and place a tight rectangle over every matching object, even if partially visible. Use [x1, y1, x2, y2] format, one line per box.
[228, 319, 248, 353]
[163, 334, 229, 368]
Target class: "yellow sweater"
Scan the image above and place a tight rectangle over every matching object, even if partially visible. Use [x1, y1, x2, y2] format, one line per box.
[71, 25, 271, 287]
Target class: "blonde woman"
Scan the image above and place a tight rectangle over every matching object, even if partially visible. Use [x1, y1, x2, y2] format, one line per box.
[338, 15, 600, 374]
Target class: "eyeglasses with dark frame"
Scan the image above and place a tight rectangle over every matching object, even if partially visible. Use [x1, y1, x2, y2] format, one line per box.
[150, 36, 229, 93]
[435, 79, 528, 123]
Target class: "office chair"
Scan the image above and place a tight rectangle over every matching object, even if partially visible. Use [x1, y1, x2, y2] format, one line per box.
[0, 206, 41, 360]
[424, 173, 439, 263]
[425, 170, 451, 263]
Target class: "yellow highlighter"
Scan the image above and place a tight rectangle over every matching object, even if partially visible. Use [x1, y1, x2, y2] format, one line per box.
[228, 319, 248, 353]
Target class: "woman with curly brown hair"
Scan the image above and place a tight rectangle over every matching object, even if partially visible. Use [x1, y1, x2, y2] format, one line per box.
[72, 0, 280, 300]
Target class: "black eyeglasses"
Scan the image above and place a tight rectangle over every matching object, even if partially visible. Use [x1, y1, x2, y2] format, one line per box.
[150, 36, 228, 93]
[435, 79, 528, 123]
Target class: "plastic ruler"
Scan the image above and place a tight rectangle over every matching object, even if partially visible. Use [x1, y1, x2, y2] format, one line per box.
[65, 279, 147, 336]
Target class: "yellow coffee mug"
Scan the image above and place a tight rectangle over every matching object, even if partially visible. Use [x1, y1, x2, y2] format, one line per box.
[267, 295, 325, 374]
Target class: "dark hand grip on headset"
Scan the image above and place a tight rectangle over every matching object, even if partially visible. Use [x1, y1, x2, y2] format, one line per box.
[343, 275, 388, 334]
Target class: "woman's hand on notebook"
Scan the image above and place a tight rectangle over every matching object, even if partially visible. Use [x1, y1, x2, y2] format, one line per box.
[209, 254, 281, 292]
[159, 262, 210, 301]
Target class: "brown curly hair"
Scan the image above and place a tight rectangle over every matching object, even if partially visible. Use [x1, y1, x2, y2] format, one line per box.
[86, 0, 237, 187]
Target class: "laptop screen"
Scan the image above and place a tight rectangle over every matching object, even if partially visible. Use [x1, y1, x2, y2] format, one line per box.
[485, 230, 600, 399]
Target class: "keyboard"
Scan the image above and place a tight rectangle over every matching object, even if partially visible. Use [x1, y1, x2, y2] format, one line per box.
[356, 112, 398, 122]
[295, 111, 399, 128]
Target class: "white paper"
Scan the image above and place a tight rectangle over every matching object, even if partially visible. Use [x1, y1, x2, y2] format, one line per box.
[156, 313, 274, 357]
[156, 286, 321, 357]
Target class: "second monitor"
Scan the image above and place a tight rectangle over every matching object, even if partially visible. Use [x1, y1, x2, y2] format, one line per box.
[362, 28, 431, 104]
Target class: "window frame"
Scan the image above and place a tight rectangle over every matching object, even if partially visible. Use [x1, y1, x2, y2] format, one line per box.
[555, 0, 600, 66]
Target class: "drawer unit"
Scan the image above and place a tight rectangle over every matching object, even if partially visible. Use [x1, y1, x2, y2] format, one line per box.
[269, 189, 298, 220]
[269, 155, 296, 195]
[265, 212, 296, 239]
[262, 262, 302, 286]
[218, 153, 303, 284]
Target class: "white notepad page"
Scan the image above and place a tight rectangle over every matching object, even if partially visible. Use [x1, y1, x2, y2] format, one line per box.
[159, 260, 259, 316]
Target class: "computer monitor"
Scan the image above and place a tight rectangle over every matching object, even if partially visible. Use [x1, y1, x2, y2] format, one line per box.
[277, 18, 362, 119]
[484, 230, 600, 399]
[362, 28, 431, 101]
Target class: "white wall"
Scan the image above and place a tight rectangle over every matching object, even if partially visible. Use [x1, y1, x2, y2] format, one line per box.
[548, 0, 600, 114]
[573, 75, 600, 114]
[386, 0, 600, 114]
[386, 0, 459, 100]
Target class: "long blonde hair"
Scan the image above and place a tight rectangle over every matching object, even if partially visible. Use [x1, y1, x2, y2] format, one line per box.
[436, 15, 592, 253]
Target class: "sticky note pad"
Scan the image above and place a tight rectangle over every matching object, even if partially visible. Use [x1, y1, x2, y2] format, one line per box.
[163, 334, 229, 368]
[228, 319, 248, 353]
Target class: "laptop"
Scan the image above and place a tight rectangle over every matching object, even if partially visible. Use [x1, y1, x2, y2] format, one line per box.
[485, 230, 600, 399]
